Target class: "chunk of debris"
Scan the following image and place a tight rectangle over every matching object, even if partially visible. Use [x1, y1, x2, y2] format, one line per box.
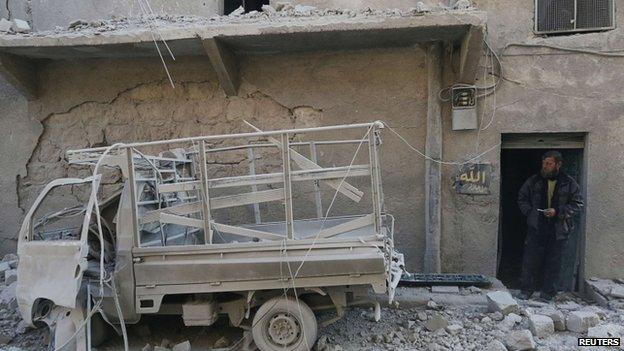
[141, 344, 154, 351]
[0, 262, 10, 274]
[426, 300, 440, 310]
[499, 312, 522, 331]
[68, 19, 88, 29]
[294, 5, 316, 16]
[2, 254, 18, 269]
[484, 339, 507, 351]
[213, 335, 231, 349]
[505, 330, 536, 351]
[609, 284, 624, 299]
[431, 285, 460, 294]
[540, 309, 565, 331]
[424, 313, 448, 332]
[4, 269, 17, 285]
[0, 332, 12, 345]
[566, 310, 599, 333]
[487, 291, 519, 315]
[11, 19, 30, 33]
[413, 2, 430, 13]
[529, 314, 554, 338]
[229, 6, 245, 16]
[316, 335, 329, 351]
[0, 18, 12, 32]
[446, 324, 463, 335]
[261, 4, 277, 15]
[275, 2, 294, 12]
[454, 0, 473, 10]
[171, 340, 190, 351]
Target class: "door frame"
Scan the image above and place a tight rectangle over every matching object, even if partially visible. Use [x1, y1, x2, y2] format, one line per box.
[498, 132, 588, 292]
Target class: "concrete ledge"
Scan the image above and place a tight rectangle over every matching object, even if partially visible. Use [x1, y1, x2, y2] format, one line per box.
[0, 11, 486, 58]
[0, 11, 486, 98]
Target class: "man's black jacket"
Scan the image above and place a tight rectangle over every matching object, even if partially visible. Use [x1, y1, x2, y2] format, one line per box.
[517, 172, 584, 240]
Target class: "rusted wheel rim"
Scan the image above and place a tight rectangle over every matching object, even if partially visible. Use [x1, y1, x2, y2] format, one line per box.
[266, 312, 301, 347]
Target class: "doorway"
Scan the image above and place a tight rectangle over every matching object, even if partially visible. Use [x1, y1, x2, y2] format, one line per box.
[497, 133, 586, 292]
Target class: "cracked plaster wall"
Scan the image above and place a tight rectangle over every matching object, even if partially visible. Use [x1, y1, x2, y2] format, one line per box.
[14, 48, 430, 271]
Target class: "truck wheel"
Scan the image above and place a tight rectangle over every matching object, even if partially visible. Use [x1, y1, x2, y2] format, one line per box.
[252, 297, 317, 351]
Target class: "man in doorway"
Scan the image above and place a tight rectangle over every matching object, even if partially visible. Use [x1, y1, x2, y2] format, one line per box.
[517, 150, 583, 300]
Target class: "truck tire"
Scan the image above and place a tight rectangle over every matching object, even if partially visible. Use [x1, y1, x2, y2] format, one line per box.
[252, 297, 318, 351]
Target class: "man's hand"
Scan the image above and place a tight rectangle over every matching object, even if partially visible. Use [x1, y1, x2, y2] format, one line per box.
[543, 208, 556, 218]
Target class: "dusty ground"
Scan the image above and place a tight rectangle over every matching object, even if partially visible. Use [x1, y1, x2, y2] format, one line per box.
[1, 279, 624, 351]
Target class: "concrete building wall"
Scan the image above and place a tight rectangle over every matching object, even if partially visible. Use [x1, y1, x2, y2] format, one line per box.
[437, 0, 624, 278]
[0, 79, 40, 256]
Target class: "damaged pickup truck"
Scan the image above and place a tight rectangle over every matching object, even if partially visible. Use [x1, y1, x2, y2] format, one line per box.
[16, 121, 404, 350]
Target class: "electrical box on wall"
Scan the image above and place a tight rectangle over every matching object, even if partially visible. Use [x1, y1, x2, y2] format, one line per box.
[451, 86, 477, 130]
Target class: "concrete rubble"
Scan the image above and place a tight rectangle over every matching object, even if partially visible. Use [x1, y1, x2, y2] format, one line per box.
[0, 19, 12, 32]
[566, 310, 600, 333]
[0, 271, 622, 350]
[487, 290, 519, 315]
[505, 330, 536, 351]
[528, 314, 554, 338]
[0, 1, 477, 39]
[586, 277, 624, 309]
[10, 19, 30, 33]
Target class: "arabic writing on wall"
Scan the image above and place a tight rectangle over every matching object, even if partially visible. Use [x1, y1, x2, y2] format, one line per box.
[453, 163, 491, 195]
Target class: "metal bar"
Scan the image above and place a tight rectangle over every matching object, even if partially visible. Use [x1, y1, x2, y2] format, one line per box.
[68, 122, 380, 153]
[86, 282, 92, 351]
[309, 142, 323, 219]
[198, 141, 213, 244]
[158, 165, 370, 193]
[247, 148, 261, 224]
[126, 148, 140, 248]
[368, 128, 381, 233]
[281, 133, 294, 240]
[204, 139, 370, 154]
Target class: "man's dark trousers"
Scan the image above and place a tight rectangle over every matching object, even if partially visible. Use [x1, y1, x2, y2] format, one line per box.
[520, 219, 566, 296]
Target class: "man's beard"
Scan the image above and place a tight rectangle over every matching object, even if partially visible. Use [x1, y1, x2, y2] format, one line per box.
[541, 168, 559, 179]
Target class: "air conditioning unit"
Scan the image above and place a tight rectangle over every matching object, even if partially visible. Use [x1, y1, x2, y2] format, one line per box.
[535, 0, 616, 34]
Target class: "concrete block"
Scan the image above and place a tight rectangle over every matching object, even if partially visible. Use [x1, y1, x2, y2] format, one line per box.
[4, 269, 17, 285]
[487, 291, 518, 315]
[0, 18, 12, 32]
[484, 340, 507, 351]
[609, 285, 624, 299]
[499, 312, 522, 331]
[2, 254, 18, 269]
[424, 313, 448, 331]
[542, 309, 565, 331]
[171, 341, 190, 351]
[446, 324, 463, 335]
[529, 314, 554, 338]
[11, 19, 30, 33]
[0, 262, 10, 274]
[566, 311, 599, 333]
[431, 285, 460, 294]
[505, 330, 536, 351]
